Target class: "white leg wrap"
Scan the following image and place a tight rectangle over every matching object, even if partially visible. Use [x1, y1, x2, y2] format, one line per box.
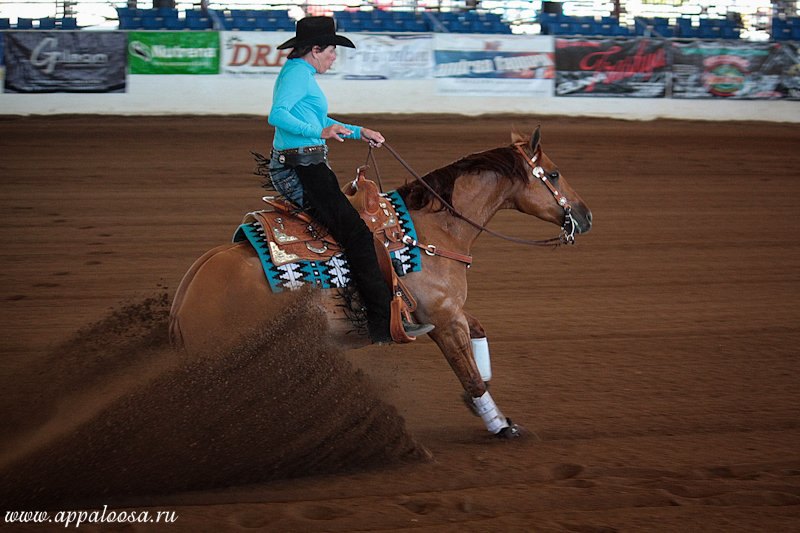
[472, 391, 508, 434]
[471, 337, 492, 382]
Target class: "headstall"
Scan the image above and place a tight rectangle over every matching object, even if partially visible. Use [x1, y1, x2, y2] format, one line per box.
[513, 142, 577, 245]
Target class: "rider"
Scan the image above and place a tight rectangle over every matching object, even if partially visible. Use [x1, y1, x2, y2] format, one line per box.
[267, 16, 433, 344]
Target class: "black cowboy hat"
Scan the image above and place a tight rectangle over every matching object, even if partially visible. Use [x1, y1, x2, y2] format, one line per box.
[277, 16, 355, 50]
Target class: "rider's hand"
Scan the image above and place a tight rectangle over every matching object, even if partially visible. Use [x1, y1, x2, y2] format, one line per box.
[361, 128, 385, 148]
[321, 124, 352, 142]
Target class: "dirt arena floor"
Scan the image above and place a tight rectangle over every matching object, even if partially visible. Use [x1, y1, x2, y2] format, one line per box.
[1, 114, 799, 532]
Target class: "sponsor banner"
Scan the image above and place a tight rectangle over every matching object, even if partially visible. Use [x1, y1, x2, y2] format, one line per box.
[3, 31, 126, 93]
[338, 33, 433, 80]
[671, 40, 790, 99]
[434, 34, 553, 96]
[221, 31, 290, 75]
[220, 31, 433, 79]
[555, 37, 668, 97]
[128, 31, 219, 74]
[774, 42, 800, 100]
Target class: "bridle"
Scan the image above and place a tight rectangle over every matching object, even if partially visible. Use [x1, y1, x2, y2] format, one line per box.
[368, 142, 578, 250]
[512, 142, 577, 245]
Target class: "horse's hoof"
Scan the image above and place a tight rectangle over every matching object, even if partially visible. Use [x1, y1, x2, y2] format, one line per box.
[494, 420, 525, 439]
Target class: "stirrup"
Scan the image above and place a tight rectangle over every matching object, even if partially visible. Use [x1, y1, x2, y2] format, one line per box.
[403, 321, 434, 337]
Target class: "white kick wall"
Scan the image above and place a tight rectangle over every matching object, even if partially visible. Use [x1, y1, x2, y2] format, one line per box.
[2, 74, 799, 121]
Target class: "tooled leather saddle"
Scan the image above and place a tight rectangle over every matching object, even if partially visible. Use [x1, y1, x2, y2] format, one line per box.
[244, 167, 420, 343]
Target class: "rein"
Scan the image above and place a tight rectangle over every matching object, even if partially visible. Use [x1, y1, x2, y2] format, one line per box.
[374, 142, 574, 249]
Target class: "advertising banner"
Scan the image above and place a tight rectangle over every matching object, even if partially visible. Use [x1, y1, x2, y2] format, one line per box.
[671, 40, 790, 99]
[339, 33, 433, 80]
[128, 31, 219, 74]
[555, 37, 668, 97]
[221, 31, 290, 76]
[434, 34, 553, 96]
[3, 31, 126, 93]
[774, 42, 800, 100]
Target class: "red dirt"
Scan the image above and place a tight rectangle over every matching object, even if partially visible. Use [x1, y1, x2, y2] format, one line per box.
[1, 115, 798, 531]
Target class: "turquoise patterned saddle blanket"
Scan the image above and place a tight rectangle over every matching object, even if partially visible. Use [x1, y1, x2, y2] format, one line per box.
[233, 190, 422, 293]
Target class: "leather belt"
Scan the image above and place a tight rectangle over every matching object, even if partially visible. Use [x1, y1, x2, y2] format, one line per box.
[275, 145, 326, 156]
[273, 145, 328, 167]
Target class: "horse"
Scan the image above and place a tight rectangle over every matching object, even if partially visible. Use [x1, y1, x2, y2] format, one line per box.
[169, 127, 592, 438]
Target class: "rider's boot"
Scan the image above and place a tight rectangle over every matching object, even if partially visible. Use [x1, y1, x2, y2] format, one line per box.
[368, 314, 434, 345]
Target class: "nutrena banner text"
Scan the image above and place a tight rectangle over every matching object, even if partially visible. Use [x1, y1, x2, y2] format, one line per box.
[4, 31, 127, 93]
[128, 31, 220, 75]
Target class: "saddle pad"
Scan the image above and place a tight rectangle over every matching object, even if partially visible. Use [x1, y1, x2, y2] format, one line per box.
[233, 190, 422, 293]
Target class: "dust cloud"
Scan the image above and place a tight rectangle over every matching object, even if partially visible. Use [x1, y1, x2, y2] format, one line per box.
[0, 293, 427, 508]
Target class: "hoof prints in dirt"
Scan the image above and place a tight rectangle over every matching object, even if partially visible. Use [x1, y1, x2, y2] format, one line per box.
[0, 295, 426, 507]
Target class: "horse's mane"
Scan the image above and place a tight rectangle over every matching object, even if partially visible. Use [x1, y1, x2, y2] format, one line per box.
[396, 146, 529, 212]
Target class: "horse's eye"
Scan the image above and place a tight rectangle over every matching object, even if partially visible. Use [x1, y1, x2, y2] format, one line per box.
[549, 171, 560, 180]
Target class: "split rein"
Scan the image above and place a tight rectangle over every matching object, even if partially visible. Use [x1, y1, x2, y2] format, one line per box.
[364, 142, 577, 254]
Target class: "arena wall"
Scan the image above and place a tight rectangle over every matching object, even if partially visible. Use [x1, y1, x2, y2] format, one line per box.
[1, 29, 798, 121]
[2, 75, 799, 121]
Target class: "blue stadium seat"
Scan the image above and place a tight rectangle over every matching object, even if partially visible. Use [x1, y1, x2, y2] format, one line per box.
[0, 18, 10, 29]
[116, 7, 142, 18]
[157, 8, 178, 18]
[774, 27, 792, 40]
[597, 23, 614, 35]
[16, 17, 34, 29]
[165, 17, 185, 30]
[59, 17, 78, 29]
[38, 17, 56, 29]
[141, 16, 165, 30]
[186, 10, 214, 31]
[721, 27, 739, 39]
[118, 15, 141, 29]
[613, 25, 631, 36]
[186, 16, 212, 30]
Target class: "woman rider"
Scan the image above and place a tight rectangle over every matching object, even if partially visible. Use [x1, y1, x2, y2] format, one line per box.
[268, 16, 433, 344]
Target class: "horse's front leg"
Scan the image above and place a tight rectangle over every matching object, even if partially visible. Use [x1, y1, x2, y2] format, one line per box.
[464, 311, 491, 386]
[428, 315, 519, 438]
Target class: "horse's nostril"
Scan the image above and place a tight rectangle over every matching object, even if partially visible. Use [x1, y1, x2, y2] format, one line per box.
[582, 210, 593, 232]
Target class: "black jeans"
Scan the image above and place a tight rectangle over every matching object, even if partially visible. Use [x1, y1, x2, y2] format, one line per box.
[295, 162, 392, 341]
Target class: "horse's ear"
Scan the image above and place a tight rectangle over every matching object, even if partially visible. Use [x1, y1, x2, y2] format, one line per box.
[510, 128, 525, 145]
[530, 126, 541, 154]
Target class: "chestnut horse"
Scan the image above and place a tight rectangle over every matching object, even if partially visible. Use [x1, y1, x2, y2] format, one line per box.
[169, 128, 592, 438]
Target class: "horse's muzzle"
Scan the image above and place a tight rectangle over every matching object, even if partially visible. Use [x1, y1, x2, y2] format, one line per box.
[578, 209, 593, 233]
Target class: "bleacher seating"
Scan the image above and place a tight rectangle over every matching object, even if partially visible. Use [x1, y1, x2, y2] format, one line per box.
[432, 11, 512, 34]
[185, 10, 212, 30]
[335, 10, 511, 34]
[3, 17, 77, 30]
[216, 9, 294, 31]
[114, 8, 293, 31]
[3, 8, 786, 40]
[538, 13, 745, 39]
[676, 18, 740, 39]
[15, 17, 34, 29]
[336, 10, 427, 33]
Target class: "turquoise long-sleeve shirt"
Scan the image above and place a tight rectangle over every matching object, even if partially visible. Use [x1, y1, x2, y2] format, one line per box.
[269, 58, 361, 151]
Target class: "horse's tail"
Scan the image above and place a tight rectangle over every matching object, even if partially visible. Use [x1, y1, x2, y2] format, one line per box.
[168, 313, 185, 352]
